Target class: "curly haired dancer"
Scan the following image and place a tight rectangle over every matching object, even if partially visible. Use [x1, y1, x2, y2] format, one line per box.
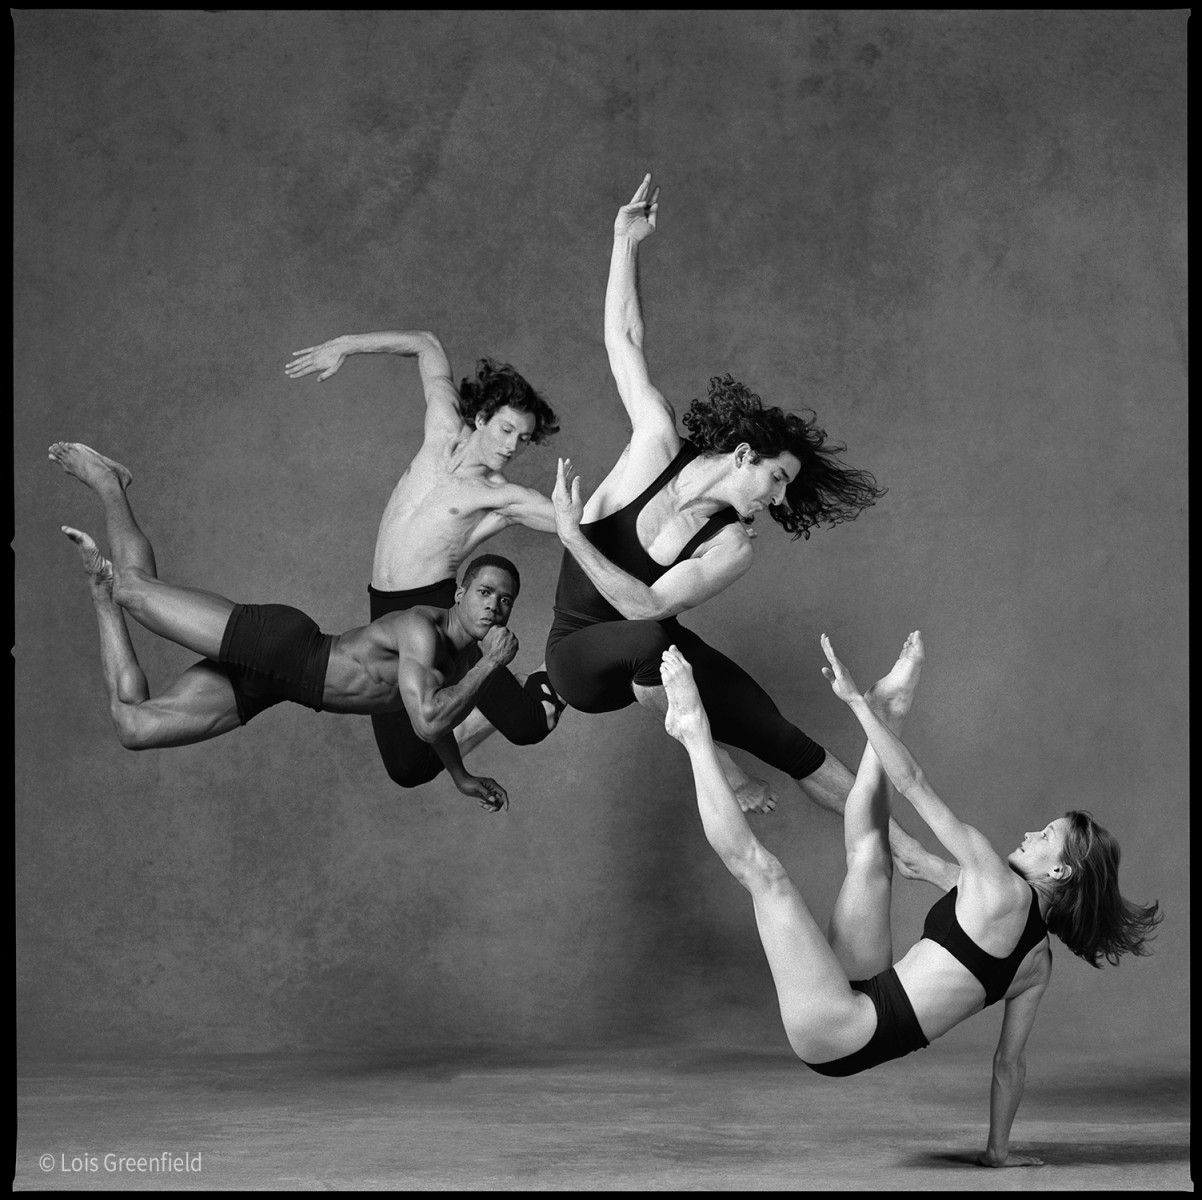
[286, 334, 567, 795]
[662, 637, 1161, 1166]
[50, 441, 526, 811]
[545, 175, 921, 863]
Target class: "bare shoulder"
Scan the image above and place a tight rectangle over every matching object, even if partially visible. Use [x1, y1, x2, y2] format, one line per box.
[699, 520, 756, 569]
[589, 426, 683, 512]
[414, 418, 471, 461]
[373, 608, 438, 653]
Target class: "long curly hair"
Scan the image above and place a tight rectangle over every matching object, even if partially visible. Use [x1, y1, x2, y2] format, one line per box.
[681, 375, 885, 539]
[1044, 810, 1163, 968]
[459, 358, 559, 444]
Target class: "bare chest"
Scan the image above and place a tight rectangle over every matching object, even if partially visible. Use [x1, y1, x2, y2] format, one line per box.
[383, 460, 502, 529]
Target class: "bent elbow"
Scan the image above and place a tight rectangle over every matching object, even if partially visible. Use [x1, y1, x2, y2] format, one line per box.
[413, 710, 446, 744]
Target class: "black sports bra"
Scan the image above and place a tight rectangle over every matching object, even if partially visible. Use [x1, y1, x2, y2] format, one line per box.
[551, 441, 740, 628]
[921, 885, 1048, 1007]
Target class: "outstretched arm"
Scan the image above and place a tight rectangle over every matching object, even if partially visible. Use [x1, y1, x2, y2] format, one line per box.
[820, 634, 1006, 874]
[606, 174, 677, 441]
[491, 482, 557, 535]
[977, 970, 1050, 1168]
[285, 330, 463, 441]
[552, 457, 752, 619]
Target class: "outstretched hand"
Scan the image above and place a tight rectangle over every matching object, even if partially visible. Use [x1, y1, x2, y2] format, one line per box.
[614, 173, 660, 243]
[285, 340, 346, 382]
[456, 773, 510, 813]
[820, 633, 863, 704]
[552, 457, 584, 539]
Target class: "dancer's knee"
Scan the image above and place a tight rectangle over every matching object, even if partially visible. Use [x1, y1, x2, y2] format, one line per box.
[109, 703, 161, 750]
[504, 722, 553, 747]
[725, 839, 791, 895]
[844, 838, 893, 882]
[111, 566, 155, 614]
[382, 759, 443, 789]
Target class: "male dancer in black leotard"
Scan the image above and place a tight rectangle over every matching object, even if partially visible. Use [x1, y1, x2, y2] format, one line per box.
[545, 176, 940, 877]
[286, 331, 567, 790]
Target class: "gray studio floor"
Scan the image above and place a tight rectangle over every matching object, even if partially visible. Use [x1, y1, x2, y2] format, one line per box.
[16, 1039, 1189, 1191]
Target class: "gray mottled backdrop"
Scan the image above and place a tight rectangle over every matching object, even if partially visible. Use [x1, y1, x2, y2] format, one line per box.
[15, 11, 1187, 1062]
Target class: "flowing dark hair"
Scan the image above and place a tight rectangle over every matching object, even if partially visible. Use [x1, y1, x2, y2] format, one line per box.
[681, 375, 885, 539]
[1044, 810, 1163, 968]
[459, 358, 559, 444]
[460, 553, 520, 596]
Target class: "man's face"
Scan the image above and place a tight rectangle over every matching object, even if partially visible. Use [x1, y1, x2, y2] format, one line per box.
[455, 565, 518, 638]
[730, 449, 801, 519]
[476, 405, 537, 470]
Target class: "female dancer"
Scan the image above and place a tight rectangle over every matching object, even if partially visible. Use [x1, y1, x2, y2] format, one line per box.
[658, 635, 1161, 1166]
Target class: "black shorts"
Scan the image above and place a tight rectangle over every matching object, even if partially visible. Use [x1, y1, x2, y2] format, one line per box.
[215, 603, 335, 725]
[803, 967, 931, 1078]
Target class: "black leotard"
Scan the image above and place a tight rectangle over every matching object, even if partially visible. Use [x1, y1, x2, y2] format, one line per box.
[545, 441, 826, 780]
[921, 884, 1048, 1006]
[804, 885, 1048, 1078]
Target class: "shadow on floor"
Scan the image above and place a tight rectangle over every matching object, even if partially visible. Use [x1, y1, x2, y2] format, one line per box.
[911, 1139, 1191, 1169]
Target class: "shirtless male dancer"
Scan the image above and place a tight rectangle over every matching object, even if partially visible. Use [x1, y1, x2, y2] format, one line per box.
[547, 175, 938, 876]
[285, 332, 565, 787]
[50, 441, 525, 810]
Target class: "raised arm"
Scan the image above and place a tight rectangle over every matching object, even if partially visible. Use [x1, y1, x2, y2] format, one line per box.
[605, 175, 677, 442]
[553, 458, 753, 619]
[285, 330, 464, 442]
[977, 966, 1051, 1168]
[820, 634, 1009, 875]
[395, 622, 518, 743]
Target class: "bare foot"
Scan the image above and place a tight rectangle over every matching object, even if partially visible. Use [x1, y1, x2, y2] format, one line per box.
[864, 631, 925, 732]
[48, 442, 133, 492]
[729, 768, 779, 815]
[660, 645, 710, 745]
[62, 525, 114, 594]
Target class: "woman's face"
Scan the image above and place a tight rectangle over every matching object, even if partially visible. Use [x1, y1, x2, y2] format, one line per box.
[729, 447, 800, 520]
[1009, 816, 1072, 879]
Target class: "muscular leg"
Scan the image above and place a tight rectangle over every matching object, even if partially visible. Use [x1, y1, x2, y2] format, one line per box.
[456, 661, 561, 757]
[660, 646, 874, 1061]
[66, 527, 242, 748]
[827, 631, 924, 978]
[50, 442, 235, 658]
[632, 681, 780, 814]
